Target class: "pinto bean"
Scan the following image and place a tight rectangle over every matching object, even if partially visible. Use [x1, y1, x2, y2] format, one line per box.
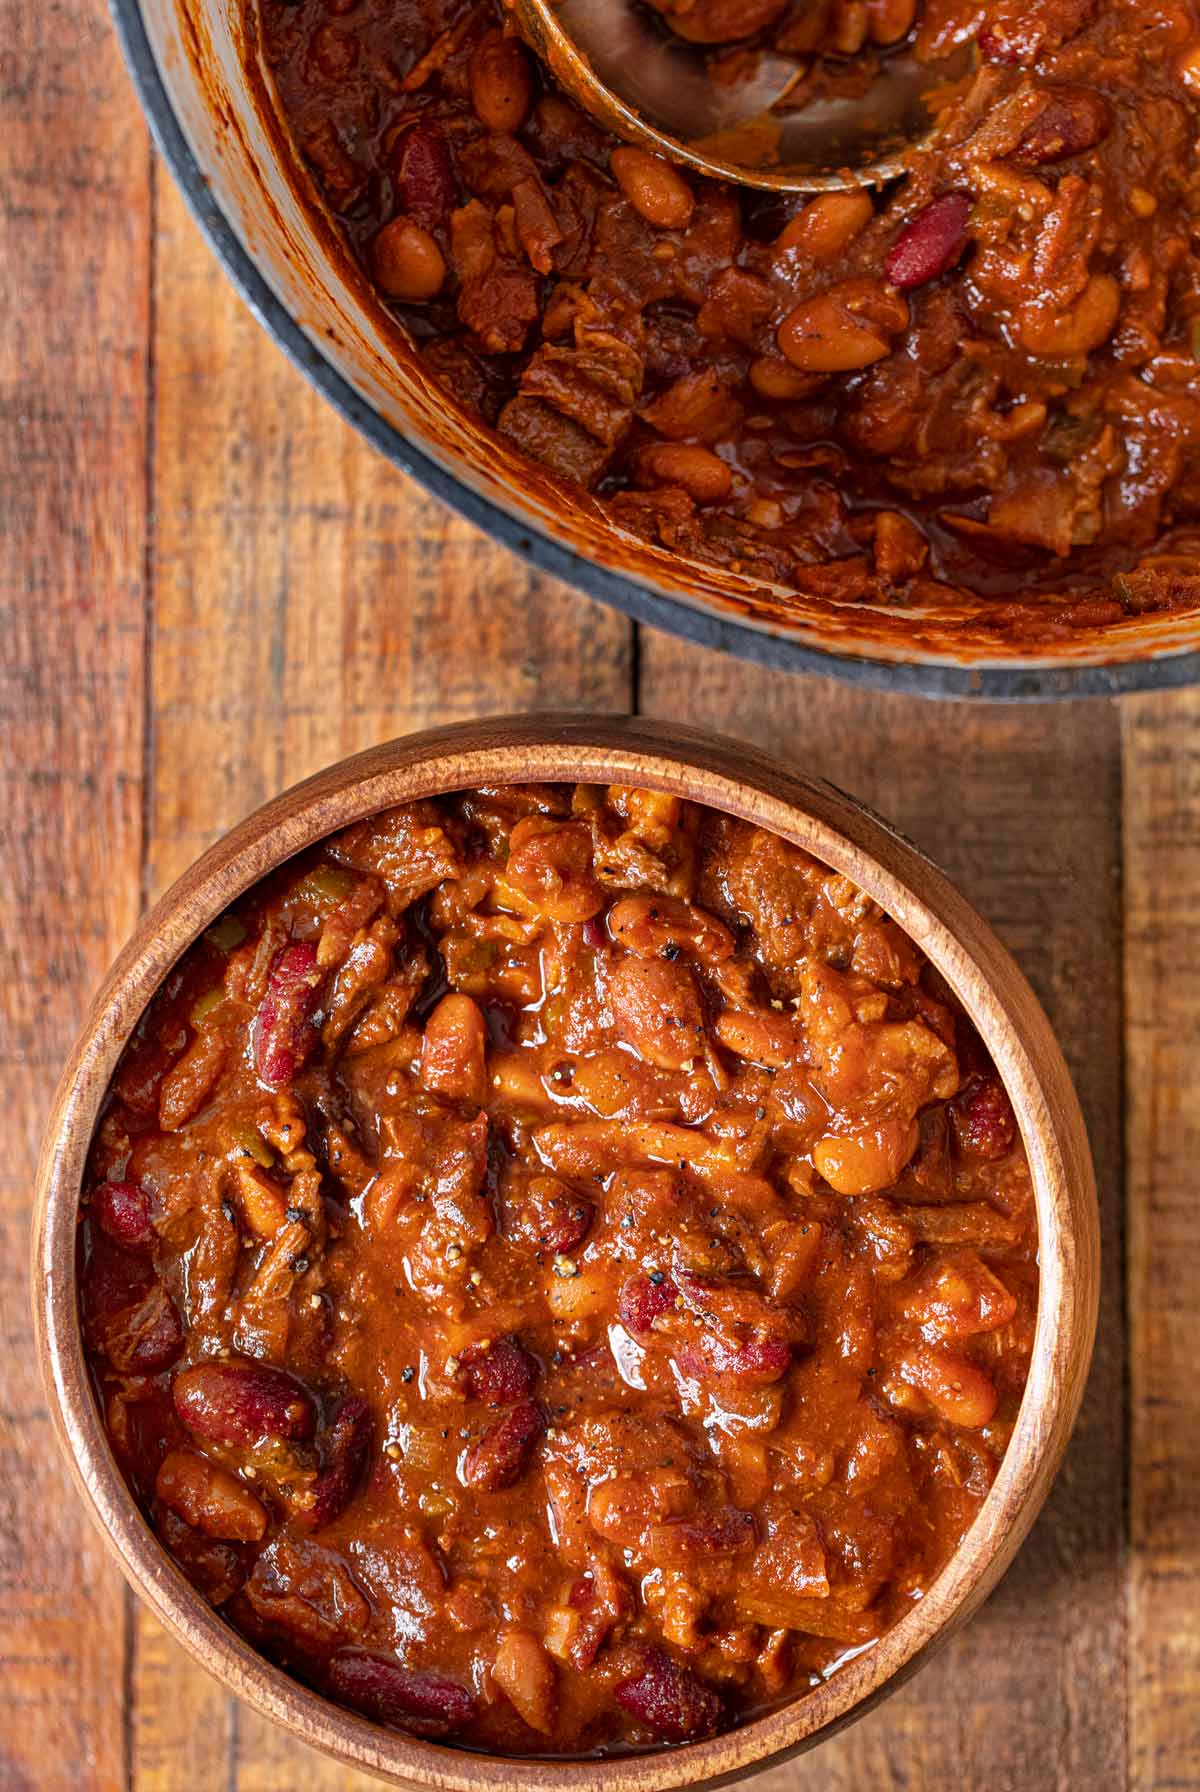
[890, 1341, 998, 1428]
[1017, 272, 1120, 358]
[897, 1251, 1018, 1340]
[775, 189, 874, 264]
[421, 992, 488, 1105]
[635, 442, 732, 504]
[778, 278, 908, 372]
[505, 817, 604, 923]
[610, 149, 695, 230]
[607, 892, 733, 963]
[867, 0, 916, 43]
[371, 217, 446, 301]
[470, 30, 534, 133]
[609, 956, 705, 1070]
[492, 1628, 557, 1734]
[813, 1117, 920, 1195]
[156, 1449, 268, 1543]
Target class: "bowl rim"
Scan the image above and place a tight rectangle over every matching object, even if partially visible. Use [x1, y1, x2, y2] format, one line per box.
[32, 714, 1100, 1790]
[106, 0, 1200, 703]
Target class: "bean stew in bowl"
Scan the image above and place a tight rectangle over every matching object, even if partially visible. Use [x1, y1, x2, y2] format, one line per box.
[35, 720, 1098, 1786]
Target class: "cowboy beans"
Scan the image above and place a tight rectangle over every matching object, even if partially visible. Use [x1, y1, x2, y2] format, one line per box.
[258, 0, 1200, 637]
[83, 785, 1037, 1756]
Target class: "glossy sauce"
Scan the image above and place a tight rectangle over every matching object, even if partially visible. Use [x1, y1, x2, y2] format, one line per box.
[83, 786, 1038, 1755]
[253, 0, 1200, 636]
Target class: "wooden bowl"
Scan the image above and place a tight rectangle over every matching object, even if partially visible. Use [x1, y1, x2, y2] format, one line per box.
[32, 715, 1099, 1789]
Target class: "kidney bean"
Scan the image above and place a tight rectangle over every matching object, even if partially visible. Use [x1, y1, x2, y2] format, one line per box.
[470, 30, 534, 134]
[618, 1272, 679, 1335]
[155, 1505, 248, 1604]
[463, 1336, 539, 1406]
[508, 1176, 594, 1254]
[121, 1286, 186, 1372]
[173, 1358, 317, 1449]
[302, 1397, 374, 1531]
[581, 915, 607, 949]
[950, 1075, 1017, 1160]
[329, 1650, 475, 1736]
[394, 121, 457, 234]
[92, 1180, 154, 1250]
[156, 1448, 268, 1543]
[250, 942, 323, 1090]
[613, 1648, 723, 1740]
[1010, 90, 1111, 166]
[83, 1234, 184, 1371]
[885, 193, 972, 290]
[648, 1506, 756, 1563]
[610, 149, 695, 231]
[461, 1399, 544, 1491]
[977, 25, 1022, 62]
[674, 1333, 792, 1384]
[371, 218, 446, 301]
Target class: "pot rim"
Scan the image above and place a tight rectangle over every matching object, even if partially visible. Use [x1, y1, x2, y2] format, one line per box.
[107, 0, 1200, 702]
[33, 715, 1100, 1789]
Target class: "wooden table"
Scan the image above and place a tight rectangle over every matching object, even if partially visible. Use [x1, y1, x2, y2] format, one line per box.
[3, 1, 1198, 1784]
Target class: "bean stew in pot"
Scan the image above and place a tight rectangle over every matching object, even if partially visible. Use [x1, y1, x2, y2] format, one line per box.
[250, 0, 1200, 643]
[82, 785, 1037, 1755]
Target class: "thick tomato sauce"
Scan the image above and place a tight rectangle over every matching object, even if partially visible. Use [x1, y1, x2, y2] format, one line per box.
[253, 0, 1200, 637]
[82, 786, 1038, 1754]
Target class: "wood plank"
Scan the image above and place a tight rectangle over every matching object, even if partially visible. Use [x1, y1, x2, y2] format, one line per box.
[1122, 689, 1200, 1792]
[0, 0, 151, 1780]
[639, 633, 1127, 1792]
[132, 170, 634, 1787]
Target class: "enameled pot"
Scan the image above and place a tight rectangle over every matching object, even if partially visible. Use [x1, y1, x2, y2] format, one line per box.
[105, 0, 1200, 699]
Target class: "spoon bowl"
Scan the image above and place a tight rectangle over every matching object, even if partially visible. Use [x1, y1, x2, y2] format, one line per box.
[507, 0, 971, 190]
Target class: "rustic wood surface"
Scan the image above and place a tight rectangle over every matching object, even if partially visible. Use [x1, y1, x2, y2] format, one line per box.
[1, 0, 1197, 1782]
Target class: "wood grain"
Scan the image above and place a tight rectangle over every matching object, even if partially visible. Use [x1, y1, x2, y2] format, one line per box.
[0, 0, 151, 1780]
[1122, 690, 1200, 1791]
[639, 636, 1127, 1792]
[4, 0, 1196, 1773]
